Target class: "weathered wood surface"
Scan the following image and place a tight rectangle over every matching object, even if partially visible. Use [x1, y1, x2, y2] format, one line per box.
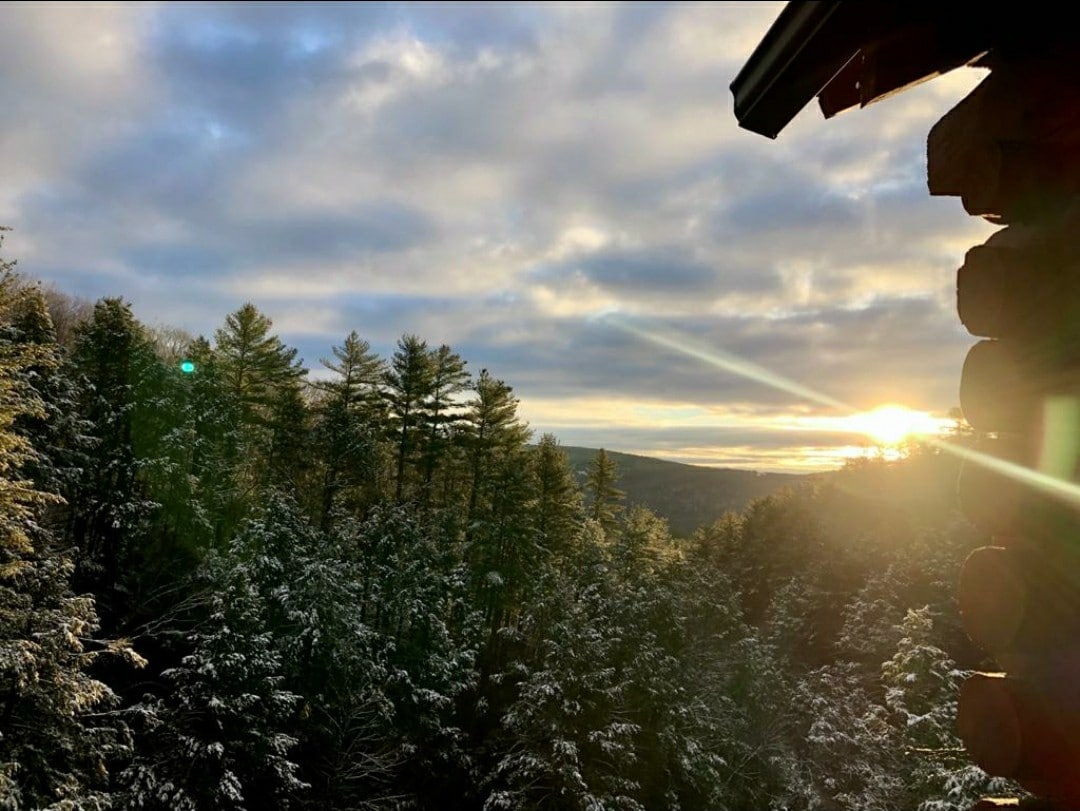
[959, 543, 1080, 660]
[818, 22, 986, 118]
[957, 436, 1029, 532]
[958, 672, 1080, 799]
[969, 799, 1064, 810]
[959, 340, 1030, 431]
[928, 59, 1080, 222]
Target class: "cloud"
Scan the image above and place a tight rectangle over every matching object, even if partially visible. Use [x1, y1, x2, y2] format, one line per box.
[0, 1, 991, 470]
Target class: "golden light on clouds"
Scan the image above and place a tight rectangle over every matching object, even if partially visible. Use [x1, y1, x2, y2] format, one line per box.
[573, 316, 959, 472]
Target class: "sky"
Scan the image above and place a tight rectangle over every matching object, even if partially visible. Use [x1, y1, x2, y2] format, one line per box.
[0, 2, 997, 472]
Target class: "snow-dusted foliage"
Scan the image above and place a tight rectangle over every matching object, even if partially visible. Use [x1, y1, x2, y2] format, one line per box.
[120, 514, 305, 809]
[881, 608, 1013, 811]
[0, 261, 133, 809]
[0, 249, 1023, 810]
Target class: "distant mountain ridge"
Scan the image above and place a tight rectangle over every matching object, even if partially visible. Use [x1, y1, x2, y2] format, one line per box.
[560, 446, 803, 538]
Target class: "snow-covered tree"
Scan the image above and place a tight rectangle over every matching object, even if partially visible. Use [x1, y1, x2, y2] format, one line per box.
[881, 607, 1012, 811]
[121, 506, 307, 810]
[0, 252, 135, 809]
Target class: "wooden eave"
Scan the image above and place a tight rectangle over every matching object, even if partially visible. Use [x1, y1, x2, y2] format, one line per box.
[731, 2, 997, 139]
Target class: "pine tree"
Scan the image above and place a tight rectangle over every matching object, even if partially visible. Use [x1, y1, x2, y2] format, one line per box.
[880, 607, 1009, 811]
[528, 434, 583, 560]
[68, 297, 162, 607]
[383, 335, 433, 503]
[121, 506, 308, 810]
[166, 335, 247, 550]
[585, 448, 624, 536]
[314, 332, 385, 528]
[420, 345, 469, 503]
[348, 504, 480, 808]
[214, 303, 304, 425]
[213, 303, 306, 501]
[7, 282, 91, 509]
[0, 248, 135, 808]
[464, 369, 531, 527]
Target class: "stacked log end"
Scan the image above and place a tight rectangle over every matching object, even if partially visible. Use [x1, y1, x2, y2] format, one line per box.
[932, 46, 1080, 811]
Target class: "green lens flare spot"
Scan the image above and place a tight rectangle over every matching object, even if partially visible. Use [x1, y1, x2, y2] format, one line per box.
[180, 360, 196, 374]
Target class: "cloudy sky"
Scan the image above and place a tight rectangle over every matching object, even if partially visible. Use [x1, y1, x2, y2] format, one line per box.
[0, 2, 996, 471]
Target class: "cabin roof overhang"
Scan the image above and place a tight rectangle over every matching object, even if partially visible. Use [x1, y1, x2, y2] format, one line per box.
[730, 1, 1029, 139]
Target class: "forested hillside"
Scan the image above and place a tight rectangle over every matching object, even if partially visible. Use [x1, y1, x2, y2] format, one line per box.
[0, 246, 1016, 809]
[561, 446, 799, 537]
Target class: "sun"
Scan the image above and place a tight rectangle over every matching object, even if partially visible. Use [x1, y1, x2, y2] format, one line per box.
[845, 405, 946, 446]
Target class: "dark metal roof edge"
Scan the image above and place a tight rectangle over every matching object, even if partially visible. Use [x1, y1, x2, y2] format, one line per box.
[730, 1, 847, 138]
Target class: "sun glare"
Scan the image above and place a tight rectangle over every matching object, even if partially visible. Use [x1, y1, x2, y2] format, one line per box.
[846, 405, 945, 446]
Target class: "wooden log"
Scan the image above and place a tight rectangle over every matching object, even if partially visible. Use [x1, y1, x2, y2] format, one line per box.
[958, 258, 1080, 372]
[961, 142, 1076, 222]
[928, 57, 1080, 222]
[955, 340, 1080, 433]
[957, 435, 1030, 532]
[928, 70, 1024, 206]
[959, 546, 1026, 654]
[818, 21, 987, 119]
[958, 544, 1080, 659]
[958, 214, 1080, 342]
[959, 340, 1032, 431]
[958, 245, 1027, 338]
[958, 673, 1080, 796]
[958, 673, 1024, 777]
[969, 800, 1071, 810]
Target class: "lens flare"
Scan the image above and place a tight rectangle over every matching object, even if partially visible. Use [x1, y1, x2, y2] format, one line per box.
[605, 314, 1080, 510]
[605, 314, 848, 410]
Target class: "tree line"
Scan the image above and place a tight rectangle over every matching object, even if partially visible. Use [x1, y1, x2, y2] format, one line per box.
[0, 239, 1017, 809]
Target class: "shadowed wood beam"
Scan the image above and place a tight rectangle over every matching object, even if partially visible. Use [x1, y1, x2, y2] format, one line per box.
[819, 22, 987, 119]
[957, 437, 1029, 533]
[958, 673, 1080, 800]
[958, 245, 1027, 338]
[959, 340, 1031, 431]
[959, 543, 1080, 658]
[929, 57, 1080, 222]
[959, 546, 1026, 654]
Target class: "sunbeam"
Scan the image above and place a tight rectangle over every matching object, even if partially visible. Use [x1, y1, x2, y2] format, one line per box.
[604, 314, 850, 411]
[607, 314, 1080, 510]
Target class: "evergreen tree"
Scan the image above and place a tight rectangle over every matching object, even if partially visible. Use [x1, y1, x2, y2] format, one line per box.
[486, 558, 644, 811]
[464, 369, 531, 528]
[528, 434, 583, 560]
[383, 334, 433, 503]
[167, 335, 246, 550]
[349, 504, 481, 808]
[314, 332, 385, 528]
[585, 448, 624, 536]
[122, 508, 308, 810]
[880, 607, 1007, 811]
[462, 370, 533, 642]
[213, 303, 306, 501]
[7, 282, 91, 508]
[0, 251, 135, 808]
[213, 303, 304, 425]
[420, 344, 469, 503]
[68, 297, 162, 608]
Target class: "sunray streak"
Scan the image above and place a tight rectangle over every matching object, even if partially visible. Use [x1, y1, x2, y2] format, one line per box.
[929, 438, 1080, 511]
[604, 314, 851, 411]
[605, 314, 1080, 509]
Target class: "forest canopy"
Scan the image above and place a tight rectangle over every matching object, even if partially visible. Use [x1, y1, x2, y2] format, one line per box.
[0, 242, 1012, 810]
